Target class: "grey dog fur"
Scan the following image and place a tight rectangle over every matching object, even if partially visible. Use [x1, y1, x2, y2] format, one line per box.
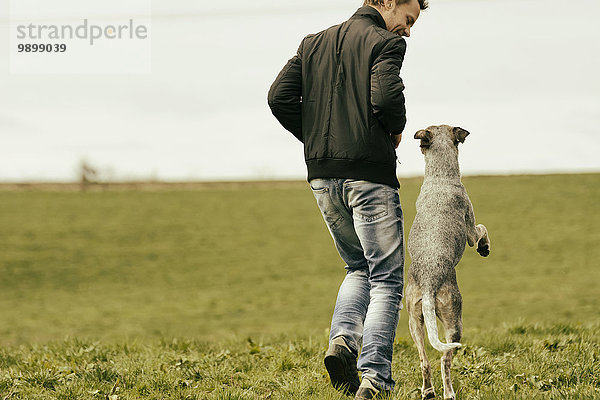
[406, 125, 491, 400]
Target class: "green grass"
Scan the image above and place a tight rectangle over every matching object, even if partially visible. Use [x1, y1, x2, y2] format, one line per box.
[0, 173, 598, 398]
[0, 322, 598, 399]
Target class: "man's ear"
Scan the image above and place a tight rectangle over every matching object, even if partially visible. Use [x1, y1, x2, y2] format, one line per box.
[414, 129, 432, 148]
[453, 127, 470, 145]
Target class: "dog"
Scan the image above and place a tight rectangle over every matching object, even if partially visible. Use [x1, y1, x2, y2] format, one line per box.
[405, 125, 491, 400]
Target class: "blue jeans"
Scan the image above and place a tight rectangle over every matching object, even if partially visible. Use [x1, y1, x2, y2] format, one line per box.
[309, 178, 404, 391]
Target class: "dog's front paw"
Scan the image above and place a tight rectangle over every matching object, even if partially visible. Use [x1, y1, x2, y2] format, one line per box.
[477, 238, 490, 257]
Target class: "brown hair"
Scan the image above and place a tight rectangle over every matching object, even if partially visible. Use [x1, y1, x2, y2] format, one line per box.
[363, 0, 429, 10]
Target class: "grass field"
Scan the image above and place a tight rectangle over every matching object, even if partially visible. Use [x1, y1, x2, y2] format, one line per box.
[0, 174, 598, 399]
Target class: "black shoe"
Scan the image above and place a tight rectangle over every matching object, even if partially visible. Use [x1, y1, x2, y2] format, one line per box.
[354, 378, 393, 399]
[324, 336, 360, 395]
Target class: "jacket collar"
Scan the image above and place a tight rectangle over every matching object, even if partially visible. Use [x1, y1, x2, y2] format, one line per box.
[351, 6, 387, 30]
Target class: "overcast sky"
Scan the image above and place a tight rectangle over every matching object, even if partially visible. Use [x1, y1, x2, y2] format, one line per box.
[0, 0, 598, 181]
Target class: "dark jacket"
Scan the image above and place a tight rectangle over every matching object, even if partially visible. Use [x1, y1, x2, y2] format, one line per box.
[268, 6, 407, 188]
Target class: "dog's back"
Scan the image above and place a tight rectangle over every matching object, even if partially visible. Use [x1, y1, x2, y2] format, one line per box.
[409, 181, 469, 284]
[408, 124, 472, 287]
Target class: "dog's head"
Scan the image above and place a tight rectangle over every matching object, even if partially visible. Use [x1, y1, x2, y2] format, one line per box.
[414, 125, 470, 154]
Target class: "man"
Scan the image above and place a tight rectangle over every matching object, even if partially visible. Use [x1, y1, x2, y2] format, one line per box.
[268, 0, 427, 398]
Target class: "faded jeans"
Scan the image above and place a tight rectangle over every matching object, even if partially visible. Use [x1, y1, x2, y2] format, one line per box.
[309, 178, 404, 391]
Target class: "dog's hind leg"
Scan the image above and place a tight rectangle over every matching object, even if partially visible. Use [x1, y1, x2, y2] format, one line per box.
[437, 284, 463, 400]
[406, 283, 436, 399]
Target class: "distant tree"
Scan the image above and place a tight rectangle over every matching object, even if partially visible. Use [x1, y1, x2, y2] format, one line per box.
[79, 159, 97, 191]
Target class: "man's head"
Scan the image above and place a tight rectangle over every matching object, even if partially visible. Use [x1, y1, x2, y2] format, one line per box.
[363, 0, 428, 37]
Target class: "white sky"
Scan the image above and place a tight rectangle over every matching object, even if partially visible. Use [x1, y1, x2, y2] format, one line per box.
[0, 0, 599, 181]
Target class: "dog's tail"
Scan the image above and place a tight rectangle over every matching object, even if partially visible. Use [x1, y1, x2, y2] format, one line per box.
[422, 292, 462, 352]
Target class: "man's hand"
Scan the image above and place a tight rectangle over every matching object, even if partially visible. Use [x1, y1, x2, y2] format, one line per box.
[391, 133, 402, 149]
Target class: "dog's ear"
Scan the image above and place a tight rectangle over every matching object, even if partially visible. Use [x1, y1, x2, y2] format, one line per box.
[414, 129, 432, 148]
[453, 127, 470, 145]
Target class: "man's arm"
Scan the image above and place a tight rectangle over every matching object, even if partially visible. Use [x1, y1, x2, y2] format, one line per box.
[370, 37, 407, 137]
[267, 44, 303, 142]
[391, 133, 402, 149]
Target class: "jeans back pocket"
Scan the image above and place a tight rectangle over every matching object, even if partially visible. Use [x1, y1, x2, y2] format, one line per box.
[344, 180, 390, 223]
[310, 182, 344, 231]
